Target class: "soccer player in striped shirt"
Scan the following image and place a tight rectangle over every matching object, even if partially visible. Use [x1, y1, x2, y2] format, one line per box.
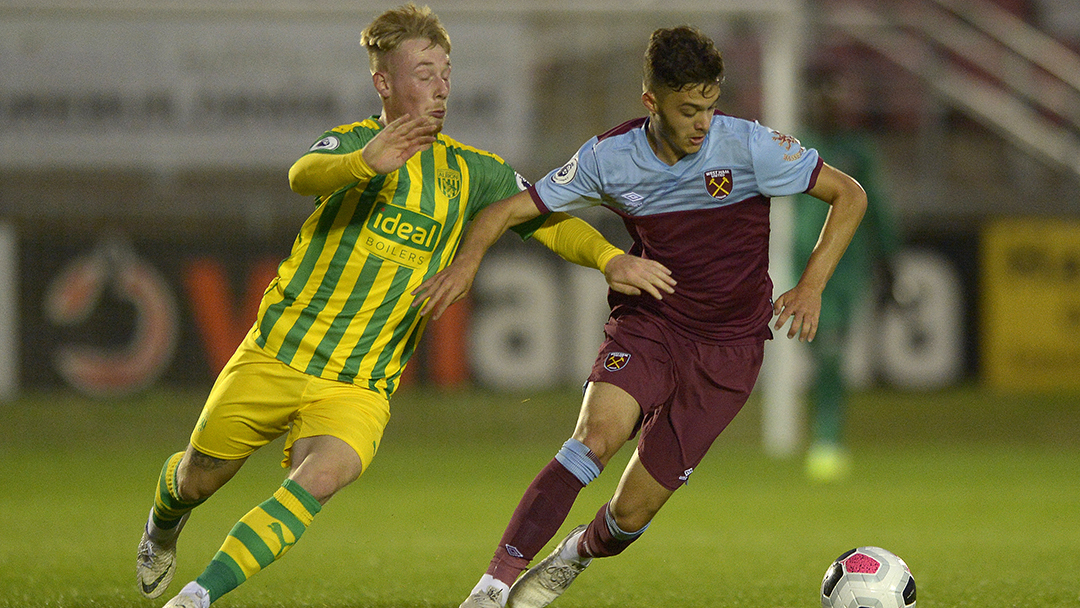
[416, 25, 868, 608]
[135, 5, 674, 608]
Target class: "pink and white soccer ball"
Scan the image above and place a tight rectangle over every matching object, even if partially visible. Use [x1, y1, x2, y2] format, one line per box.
[820, 546, 916, 608]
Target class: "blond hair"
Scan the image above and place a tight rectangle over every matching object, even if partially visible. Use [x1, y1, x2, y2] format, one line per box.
[360, 3, 451, 73]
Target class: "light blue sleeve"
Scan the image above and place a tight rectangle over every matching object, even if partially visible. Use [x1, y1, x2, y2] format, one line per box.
[749, 123, 821, 198]
[532, 137, 606, 213]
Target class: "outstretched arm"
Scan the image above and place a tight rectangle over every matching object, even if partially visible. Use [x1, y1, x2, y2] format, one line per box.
[772, 163, 867, 341]
[412, 193, 677, 320]
[530, 213, 676, 300]
[412, 190, 538, 319]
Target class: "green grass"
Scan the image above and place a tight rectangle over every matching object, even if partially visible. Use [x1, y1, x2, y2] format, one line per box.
[1, 385, 1079, 607]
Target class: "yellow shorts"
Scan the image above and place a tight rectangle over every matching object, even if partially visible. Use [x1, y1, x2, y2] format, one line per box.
[190, 331, 390, 471]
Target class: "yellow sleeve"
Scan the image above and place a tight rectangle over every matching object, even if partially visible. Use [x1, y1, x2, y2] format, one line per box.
[530, 212, 623, 273]
[288, 150, 379, 197]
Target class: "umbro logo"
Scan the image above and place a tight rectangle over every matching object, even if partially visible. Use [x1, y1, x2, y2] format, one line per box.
[620, 192, 645, 208]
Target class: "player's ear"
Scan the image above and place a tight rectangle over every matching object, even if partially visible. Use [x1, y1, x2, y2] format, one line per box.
[372, 71, 391, 99]
[641, 89, 657, 113]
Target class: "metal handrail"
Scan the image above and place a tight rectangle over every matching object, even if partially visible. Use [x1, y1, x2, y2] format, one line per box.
[830, 1, 1080, 179]
[908, 2, 1080, 127]
[933, 0, 1080, 93]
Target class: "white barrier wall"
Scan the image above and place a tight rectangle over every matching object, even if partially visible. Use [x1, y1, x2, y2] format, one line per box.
[0, 11, 530, 171]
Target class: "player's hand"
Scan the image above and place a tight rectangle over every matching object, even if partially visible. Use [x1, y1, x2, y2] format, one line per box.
[362, 114, 440, 174]
[772, 283, 822, 342]
[411, 260, 481, 321]
[604, 254, 676, 300]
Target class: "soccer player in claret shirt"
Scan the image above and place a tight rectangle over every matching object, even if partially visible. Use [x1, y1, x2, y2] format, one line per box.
[134, 4, 672, 608]
[415, 25, 868, 608]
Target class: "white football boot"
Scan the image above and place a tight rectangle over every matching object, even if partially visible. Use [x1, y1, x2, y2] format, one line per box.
[460, 584, 507, 608]
[506, 525, 590, 608]
[136, 511, 189, 598]
[162, 582, 210, 608]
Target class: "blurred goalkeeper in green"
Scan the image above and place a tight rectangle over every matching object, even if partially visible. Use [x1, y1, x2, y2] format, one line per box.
[794, 65, 901, 482]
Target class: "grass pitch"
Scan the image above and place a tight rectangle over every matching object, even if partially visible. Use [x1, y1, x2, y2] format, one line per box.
[1, 385, 1078, 607]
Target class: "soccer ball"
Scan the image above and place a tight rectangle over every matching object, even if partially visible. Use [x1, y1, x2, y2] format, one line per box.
[820, 546, 916, 608]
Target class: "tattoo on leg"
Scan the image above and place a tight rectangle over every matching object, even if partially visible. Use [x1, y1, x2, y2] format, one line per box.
[189, 450, 233, 471]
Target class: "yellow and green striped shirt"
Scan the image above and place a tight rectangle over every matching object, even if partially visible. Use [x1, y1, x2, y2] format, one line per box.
[255, 118, 542, 398]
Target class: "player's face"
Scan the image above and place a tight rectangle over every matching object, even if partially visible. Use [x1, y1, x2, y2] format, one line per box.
[377, 37, 451, 130]
[643, 83, 720, 165]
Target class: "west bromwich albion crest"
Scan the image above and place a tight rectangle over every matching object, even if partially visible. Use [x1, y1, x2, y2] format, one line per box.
[703, 169, 732, 200]
[437, 168, 461, 199]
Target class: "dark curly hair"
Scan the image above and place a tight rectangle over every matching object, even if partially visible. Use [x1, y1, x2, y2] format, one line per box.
[643, 26, 724, 93]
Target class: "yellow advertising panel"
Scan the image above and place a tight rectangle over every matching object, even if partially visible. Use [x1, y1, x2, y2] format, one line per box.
[981, 218, 1080, 390]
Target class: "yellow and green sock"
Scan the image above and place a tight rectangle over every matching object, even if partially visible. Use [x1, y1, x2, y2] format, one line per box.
[149, 451, 205, 536]
[195, 479, 322, 603]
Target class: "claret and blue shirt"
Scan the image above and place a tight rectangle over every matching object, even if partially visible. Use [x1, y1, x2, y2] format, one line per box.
[529, 112, 824, 344]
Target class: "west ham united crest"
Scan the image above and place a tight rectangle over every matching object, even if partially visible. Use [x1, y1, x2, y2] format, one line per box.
[603, 351, 631, 372]
[703, 168, 732, 200]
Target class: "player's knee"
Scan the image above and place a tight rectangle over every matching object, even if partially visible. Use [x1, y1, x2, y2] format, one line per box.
[291, 473, 353, 505]
[555, 438, 603, 485]
[608, 501, 654, 534]
[290, 459, 362, 505]
[574, 427, 628, 463]
[176, 450, 240, 501]
[175, 467, 221, 502]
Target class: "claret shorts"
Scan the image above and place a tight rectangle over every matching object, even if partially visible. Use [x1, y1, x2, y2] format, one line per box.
[588, 312, 764, 491]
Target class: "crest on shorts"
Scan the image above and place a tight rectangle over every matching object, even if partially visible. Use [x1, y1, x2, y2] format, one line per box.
[437, 168, 461, 199]
[603, 351, 631, 372]
[703, 169, 732, 200]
